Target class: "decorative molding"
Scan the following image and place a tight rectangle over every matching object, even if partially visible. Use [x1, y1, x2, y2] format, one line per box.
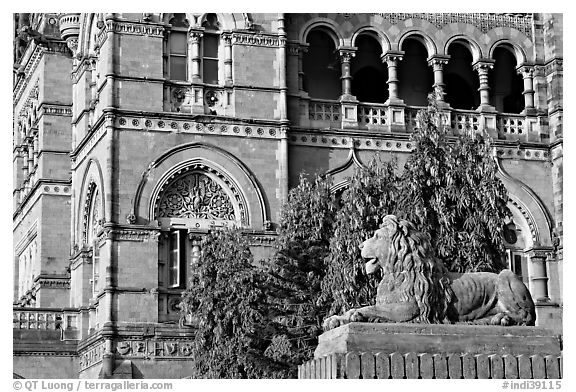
[114, 339, 195, 359]
[232, 32, 285, 47]
[101, 228, 160, 243]
[289, 130, 549, 161]
[39, 103, 72, 117]
[113, 114, 283, 141]
[372, 13, 533, 37]
[79, 341, 105, 370]
[33, 277, 71, 290]
[509, 197, 538, 244]
[105, 20, 165, 38]
[544, 58, 563, 76]
[152, 163, 247, 226]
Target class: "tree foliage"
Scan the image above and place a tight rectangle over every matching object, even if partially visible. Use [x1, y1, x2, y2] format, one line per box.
[181, 229, 287, 378]
[398, 97, 511, 272]
[321, 156, 399, 315]
[263, 174, 336, 376]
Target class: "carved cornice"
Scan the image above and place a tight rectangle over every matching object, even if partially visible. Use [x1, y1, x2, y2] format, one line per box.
[101, 227, 161, 243]
[105, 20, 165, 37]
[372, 13, 533, 37]
[113, 114, 286, 140]
[232, 32, 286, 47]
[33, 277, 71, 290]
[39, 103, 72, 117]
[544, 58, 563, 76]
[79, 341, 105, 370]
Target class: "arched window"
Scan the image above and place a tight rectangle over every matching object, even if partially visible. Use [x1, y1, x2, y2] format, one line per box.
[154, 166, 243, 321]
[398, 38, 433, 106]
[85, 186, 102, 296]
[166, 13, 189, 81]
[352, 34, 388, 103]
[490, 45, 524, 113]
[201, 13, 220, 85]
[303, 29, 341, 100]
[444, 42, 480, 110]
[503, 219, 528, 287]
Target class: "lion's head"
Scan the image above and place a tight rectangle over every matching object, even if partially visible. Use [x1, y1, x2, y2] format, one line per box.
[359, 214, 453, 323]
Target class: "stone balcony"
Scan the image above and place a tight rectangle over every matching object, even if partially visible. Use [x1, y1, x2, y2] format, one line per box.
[13, 307, 81, 341]
[298, 98, 548, 143]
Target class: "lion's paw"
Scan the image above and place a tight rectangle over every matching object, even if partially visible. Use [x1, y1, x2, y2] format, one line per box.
[322, 316, 343, 331]
[349, 310, 366, 323]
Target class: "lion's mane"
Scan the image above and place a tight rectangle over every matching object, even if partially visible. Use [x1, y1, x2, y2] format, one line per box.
[383, 215, 454, 323]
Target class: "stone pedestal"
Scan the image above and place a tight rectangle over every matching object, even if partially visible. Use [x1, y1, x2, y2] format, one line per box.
[299, 323, 562, 379]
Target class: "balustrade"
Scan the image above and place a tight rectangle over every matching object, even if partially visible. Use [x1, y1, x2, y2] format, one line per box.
[13, 307, 79, 331]
[357, 104, 387, 127]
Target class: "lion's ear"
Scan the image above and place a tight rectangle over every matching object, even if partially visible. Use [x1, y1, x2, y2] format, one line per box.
[400, 221, 410, 237]
[381, 219, 398, 238]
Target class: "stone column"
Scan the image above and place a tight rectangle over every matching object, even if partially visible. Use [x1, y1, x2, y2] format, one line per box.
[33, 133, 39, 167]
[338, 48, 356, 99]
[189, 31, 202, 82]
[472, 59, 495, 111]
[27, 139, 34, 174]
[338, 47, 358, 128]
[526, 247, 553, 303]
[517, 64, 536, 114]
[222, 32, 233, 86]
[382, 51, 404, 105]
[297, 44, 309, 92]
[428, 55, 450, 105]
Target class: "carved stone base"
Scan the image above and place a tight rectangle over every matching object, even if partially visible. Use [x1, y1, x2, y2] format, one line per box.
[299, 322, 562, 379]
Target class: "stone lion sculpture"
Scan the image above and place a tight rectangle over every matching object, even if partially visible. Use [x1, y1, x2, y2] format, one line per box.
[323, 215, 536, 330]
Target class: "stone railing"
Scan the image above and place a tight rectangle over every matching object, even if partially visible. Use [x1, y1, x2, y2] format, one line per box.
[309, 99, 340, 125]
[13, 307, 80, 335]
[497, 113, 531, 141]
[299, 351, 563, 379]
[357, 103, 387, 128]
[450, 109, 481, 134]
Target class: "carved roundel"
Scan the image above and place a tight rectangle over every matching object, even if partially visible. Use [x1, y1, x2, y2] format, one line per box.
[153, 163, 247, 226]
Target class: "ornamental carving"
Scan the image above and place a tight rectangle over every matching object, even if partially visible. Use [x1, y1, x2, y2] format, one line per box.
[156, 172, 236, 221]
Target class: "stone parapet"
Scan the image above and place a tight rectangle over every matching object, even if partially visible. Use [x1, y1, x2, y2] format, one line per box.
[299, 351, 562, 379]
[300, 322, 562, 379]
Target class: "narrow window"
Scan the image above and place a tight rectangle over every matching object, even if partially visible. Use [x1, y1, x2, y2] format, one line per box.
[92, 241, 100, 296]
[169, 31, 188, 81]
[168, 14, 189, 81]
[203, 33, 219, 84]
[168, 230, 182, 287]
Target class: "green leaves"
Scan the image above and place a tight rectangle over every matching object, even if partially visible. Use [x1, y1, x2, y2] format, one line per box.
[181, 229, 289, 379]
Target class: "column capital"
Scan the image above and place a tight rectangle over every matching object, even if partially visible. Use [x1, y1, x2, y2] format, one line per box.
[516, 62, 535, 76]
[381, 50, 404, 64]
[188, 29, 203, 42]
[338, 46, 357, 62]
[427, 54, 450, 67]
[472, 59, 495, 72]
[525, 246, 555, 260]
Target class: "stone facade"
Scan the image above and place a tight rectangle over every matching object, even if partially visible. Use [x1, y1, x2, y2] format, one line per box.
[13, 12, 562, 378]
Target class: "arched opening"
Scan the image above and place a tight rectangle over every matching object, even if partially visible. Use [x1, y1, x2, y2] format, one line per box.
[154, 165, 243, 322]
[398, 38, 433, 106]
[351, 34, 388, 103]
[490, 45, 524, 113]
[303, 29, 341, 100]
[444, 42, 479, 110]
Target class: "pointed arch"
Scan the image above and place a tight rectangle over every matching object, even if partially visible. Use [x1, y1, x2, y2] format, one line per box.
[77, 158, 105, 246]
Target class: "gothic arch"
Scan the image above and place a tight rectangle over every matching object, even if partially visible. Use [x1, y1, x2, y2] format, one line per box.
[76, 158, 105, 246]
[495, 158, 553, 246]
[489, 40, 528, 66]
[132, 142, 268, 230]
[398, 30, 438, 58]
